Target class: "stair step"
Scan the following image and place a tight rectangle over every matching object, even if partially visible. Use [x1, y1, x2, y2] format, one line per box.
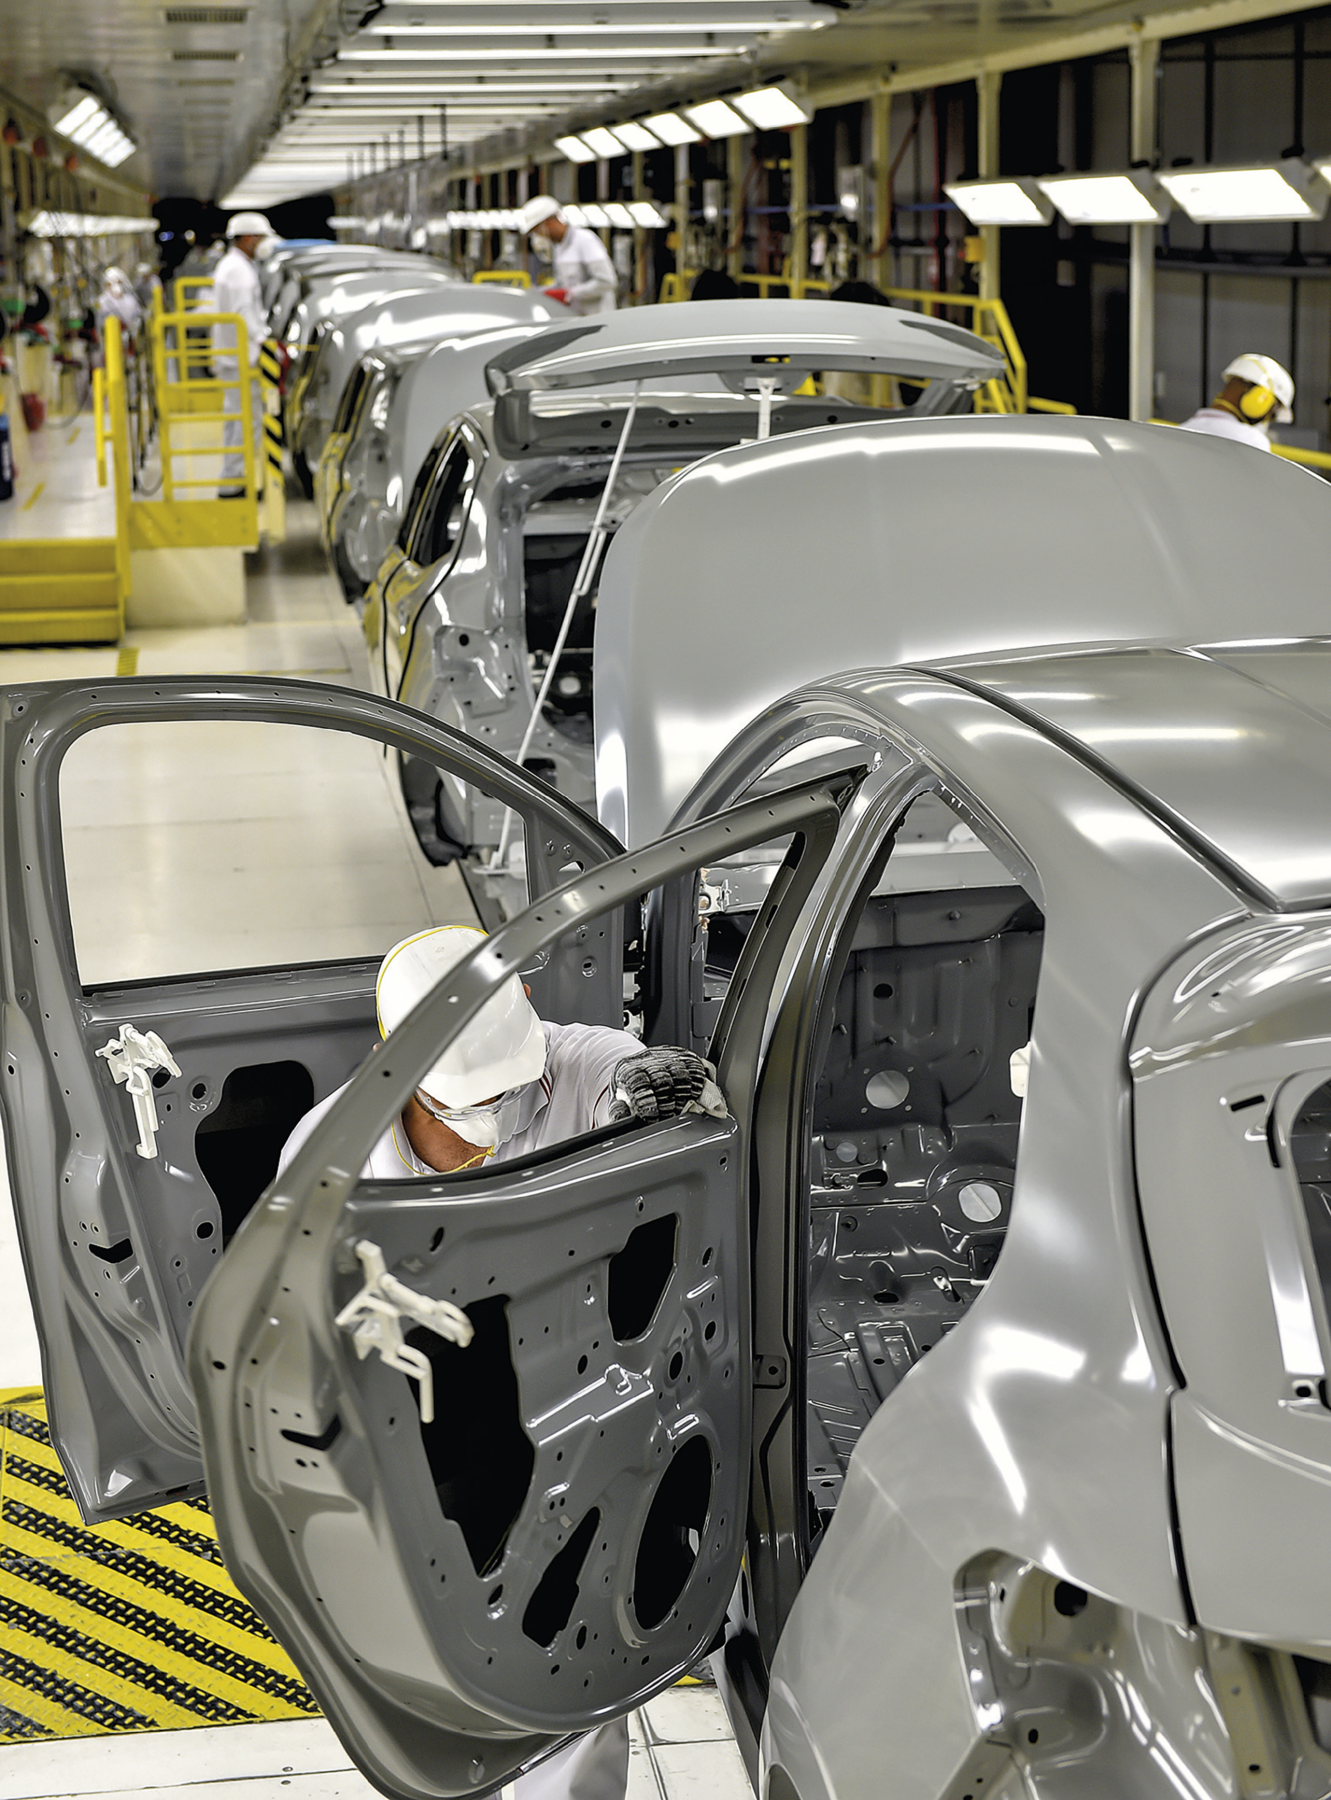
[0, 572, 121, 611]
[0, 538, 119, 576]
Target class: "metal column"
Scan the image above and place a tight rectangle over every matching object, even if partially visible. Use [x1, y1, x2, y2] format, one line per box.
[1128, 35, 1159, 421]
[977, 68, 1001, 304]
[727, 132, 746, 280]
[869, 92, 891, 290]
[790, 122, 809, 292]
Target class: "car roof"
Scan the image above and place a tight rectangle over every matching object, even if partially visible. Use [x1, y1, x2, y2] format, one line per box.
[484, 297, 1005, 394]
[342, 285, 560, 360]
[869, 642, 1331, 911]
[593, 413, 1331, 845]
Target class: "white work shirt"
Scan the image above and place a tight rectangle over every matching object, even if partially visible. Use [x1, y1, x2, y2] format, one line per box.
[276, 1019, 641, 1180]
[212, 244, 266, 369]
[1178, 406, 1273, 451]
[552, 225, 617, 315]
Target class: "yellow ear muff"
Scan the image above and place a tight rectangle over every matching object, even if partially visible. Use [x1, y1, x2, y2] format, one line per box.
[1239, 383, 1276, 420]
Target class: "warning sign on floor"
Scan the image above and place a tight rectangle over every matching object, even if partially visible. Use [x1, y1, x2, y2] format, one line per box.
[0, 1390, 319, 1742]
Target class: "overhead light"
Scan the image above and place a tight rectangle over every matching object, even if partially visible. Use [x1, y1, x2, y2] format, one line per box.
[26, 211, 155, 238]
[643, 110, 700, 145]
[628, 199, 668, 226]
[363, 15, 802, 30]
[685, 97, 749, 137]
[603, 201, 635, 226]
[580, 203, 611, 227]
[1036, 169, 1169, 224]
[580, 125, 623, 158]
[50, 86, 137, 168]
[609, 120, 661, 151]
[555, 133, 598, 163]
[1157, 158, 1328, 222]
[730, 84, 809, 129]
[943, 177, 1053, 225]
[337, 43, 738, 58]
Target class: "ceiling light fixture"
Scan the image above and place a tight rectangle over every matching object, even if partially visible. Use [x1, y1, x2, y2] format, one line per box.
[685, 96, 749, 137]
[608, 119, 661, 151]
[642, 110, 700, 145]
[943, 177, 1053, 225]
[50, 86, 137, 168]
[628, 199, 669, 226]
[730, 83, 809, 128]
[579, 125, 624, 157]
[1157, 158, 1328, 222]
[603, 201, 636, 226]
[555, 133, 597, 162]
[1036, 169, 1170, 224]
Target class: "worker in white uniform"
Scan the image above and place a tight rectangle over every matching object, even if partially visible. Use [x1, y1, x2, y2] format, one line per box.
[277, 924, 724, 1800]
[96, 267, 143, 345]
[1179, 352, 1294, 451]
[519, 196, 617, 316]
[212, 210, 271, 497]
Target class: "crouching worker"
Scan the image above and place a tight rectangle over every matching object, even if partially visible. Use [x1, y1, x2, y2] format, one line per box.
[276, 923, 726, 1800]
[278, 923, 725, 1179]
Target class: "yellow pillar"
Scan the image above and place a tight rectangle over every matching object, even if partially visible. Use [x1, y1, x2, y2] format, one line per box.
[790, 122, 809, 294]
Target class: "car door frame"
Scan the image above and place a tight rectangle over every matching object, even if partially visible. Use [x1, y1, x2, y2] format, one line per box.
[0, 674, 627, 1523]
[188, 766, 861, 1800]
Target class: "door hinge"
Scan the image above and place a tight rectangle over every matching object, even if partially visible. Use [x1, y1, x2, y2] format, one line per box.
[96, 1024, 182, 1160]
[335, 1240, 473, 1424]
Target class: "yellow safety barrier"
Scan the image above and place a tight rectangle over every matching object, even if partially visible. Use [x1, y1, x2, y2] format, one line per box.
[472, 269, 532, 288]
[92, 365, 107, 488]
[106, 320, 132, 613]
[258, 337, 286, 543]
[136, 306, 259, 549]
[881, 287, 1029, 415]
[173, 276, 216, 314]
[658, 271, 694, 302]
[1152, 416, 1331, 473]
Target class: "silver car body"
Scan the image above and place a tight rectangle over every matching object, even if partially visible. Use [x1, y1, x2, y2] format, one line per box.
[316, 322, 561, 596]
[271, 251, 455, 351]
[593, 411, 1331, 845]
[362, 301, 1005, 900]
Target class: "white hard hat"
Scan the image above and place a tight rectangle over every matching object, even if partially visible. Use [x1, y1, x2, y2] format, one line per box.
[520, 195, 563, 234]
[376, 925, 546, 1107]
[227, 210, 271, 239]
[104, 266, 128, 286]
[1222, 352, 1294, 423]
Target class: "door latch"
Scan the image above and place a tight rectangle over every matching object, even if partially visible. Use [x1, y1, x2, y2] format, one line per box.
[334, 1240, 473, 1424]
[96, 1024, 182, 1160]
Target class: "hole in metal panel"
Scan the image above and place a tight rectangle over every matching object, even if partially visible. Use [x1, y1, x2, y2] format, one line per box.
[632, 1436, 712, 1630]
[608, 1214, 677, 1342]
[522, 1507, 600, 1648]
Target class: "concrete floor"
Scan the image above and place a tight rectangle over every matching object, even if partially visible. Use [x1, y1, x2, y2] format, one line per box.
[0, 498, 752, 1800]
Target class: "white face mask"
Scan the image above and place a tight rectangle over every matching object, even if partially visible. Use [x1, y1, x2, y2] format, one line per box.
[415, 1088, 523, 1149]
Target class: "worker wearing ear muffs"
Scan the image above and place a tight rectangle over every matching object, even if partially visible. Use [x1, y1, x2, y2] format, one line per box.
[1180, 353, 1294, 450]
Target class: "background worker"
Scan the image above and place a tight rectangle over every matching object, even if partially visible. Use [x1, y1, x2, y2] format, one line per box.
[519, 196, 617, 315]
[276, 923, 724, 1800]
[212, 209, 270, 497]
[1180, 353, 1294, 450]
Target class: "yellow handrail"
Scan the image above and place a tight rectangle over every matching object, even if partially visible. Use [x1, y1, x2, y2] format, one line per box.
[173, 275, 216, 313]
[92, 365, 107, 487]
[102, 316, 132, 618]
[881, 287, 1028, 416]
[1152, 416, 1331, 471]
[472, 269, 532, 288]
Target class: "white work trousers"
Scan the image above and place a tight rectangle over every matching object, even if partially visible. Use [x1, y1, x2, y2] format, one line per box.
[219, 357, 261, 488]
[512, 1719, 630, 1800]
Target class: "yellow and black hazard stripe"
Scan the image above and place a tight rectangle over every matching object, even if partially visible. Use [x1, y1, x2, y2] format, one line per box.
[264, 410, 284, 486]
[257, 339, 285, 387]
[0, 1392, 318, 1742]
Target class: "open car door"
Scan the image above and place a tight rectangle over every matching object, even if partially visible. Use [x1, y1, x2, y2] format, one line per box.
[0, 676, 625, 1523]
[188, 773, 853, 1800]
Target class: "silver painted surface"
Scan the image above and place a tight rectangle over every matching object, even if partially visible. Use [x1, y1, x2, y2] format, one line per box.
[593, 414, 1331, 845]
[485, 299, 1005, 395]
[297, 284, 562, 471]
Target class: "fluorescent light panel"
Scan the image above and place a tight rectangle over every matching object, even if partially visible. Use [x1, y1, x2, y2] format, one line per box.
[730, 84, 809, 127]
[579, 125, 624, 157]
[944, 177, 1052, 225]
[643, 110, 700, 144]
[609, 119, 661, 150]
[555, 133, 597, 162]
[1157, 159, 1327, 221]
[685, 96, 748, 136]
[337, 44, 737, 57]
[1036, 169, 1168, 224]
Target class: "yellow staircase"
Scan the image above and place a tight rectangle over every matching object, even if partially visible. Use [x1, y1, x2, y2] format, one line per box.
[0, 538, 122, 643]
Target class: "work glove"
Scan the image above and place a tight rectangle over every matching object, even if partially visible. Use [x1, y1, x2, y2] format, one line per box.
[543, 286, 569, 303]
[609, 1046, 729, 1124]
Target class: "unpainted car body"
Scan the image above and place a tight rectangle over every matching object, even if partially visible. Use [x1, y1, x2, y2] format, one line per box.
[295, 282, 562, 481]
[269, 247, 456, 348]
[10, 416, 1331, 1800]
[361, 300, 1004, 906]
[315, 321, 561, 600]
